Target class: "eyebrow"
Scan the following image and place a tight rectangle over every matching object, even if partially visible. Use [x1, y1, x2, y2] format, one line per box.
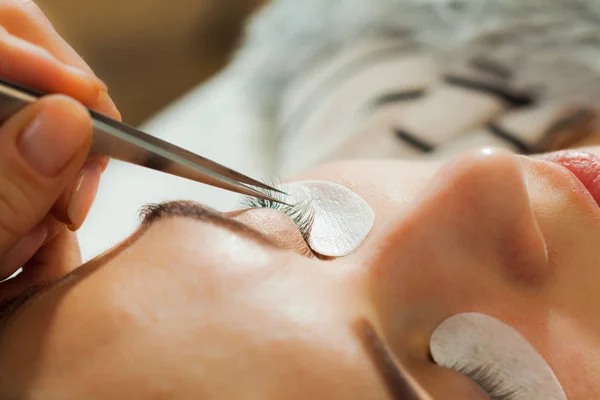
[0, 201, 279, 330]
[354, 319, 433, 400]
[370, 89, 427, 108]
[0, 282, 53, 332]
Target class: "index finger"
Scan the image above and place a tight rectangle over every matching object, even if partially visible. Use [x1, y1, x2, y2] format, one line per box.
[0, 0, 97, 75]
[0, 27, 106, 110]
[0, 0, 120, 119]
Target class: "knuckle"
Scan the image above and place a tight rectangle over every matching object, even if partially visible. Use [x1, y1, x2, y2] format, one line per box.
[0, 0, 40, 27]
[0, 0, 36, 15]
[0, 173, 37, 239]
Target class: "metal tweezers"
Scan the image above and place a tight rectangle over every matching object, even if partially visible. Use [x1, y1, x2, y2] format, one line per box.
[0, 77, 287, 204]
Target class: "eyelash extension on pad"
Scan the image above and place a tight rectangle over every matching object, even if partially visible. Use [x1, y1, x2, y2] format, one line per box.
[455, 364, 522, 400]
[241, 181, 315, 241]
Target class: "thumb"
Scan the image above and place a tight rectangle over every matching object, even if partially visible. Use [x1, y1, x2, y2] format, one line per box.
[0, 94, 92, 257]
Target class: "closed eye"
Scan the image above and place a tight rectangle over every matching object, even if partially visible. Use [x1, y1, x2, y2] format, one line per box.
[240, 182, 315, 242]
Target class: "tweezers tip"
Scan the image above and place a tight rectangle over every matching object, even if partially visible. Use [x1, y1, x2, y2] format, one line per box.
[238, 183, 292, 206]
[263, 194, 293, 207]
[250, 181, 288, 196]
[272, 188, 289, 196]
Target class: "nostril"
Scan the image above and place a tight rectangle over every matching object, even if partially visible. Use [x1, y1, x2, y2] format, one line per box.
[498, 216, 550, 286]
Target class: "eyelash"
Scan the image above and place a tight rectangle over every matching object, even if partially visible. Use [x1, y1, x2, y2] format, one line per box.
[455, 364, 523, 400]
[241, 182, 315, 241]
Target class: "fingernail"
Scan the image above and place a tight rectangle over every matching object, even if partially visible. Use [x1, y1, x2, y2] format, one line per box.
[94, 90, 121, 120]
[67, 162, 103, 231]
[18, 100, 89, 177]
[67, 65, 108, 92]
[94, 77, 109, 92]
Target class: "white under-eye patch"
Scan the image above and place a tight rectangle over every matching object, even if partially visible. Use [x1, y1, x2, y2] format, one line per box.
[286, 181, 374, 257]
[430, 313, 566, 400]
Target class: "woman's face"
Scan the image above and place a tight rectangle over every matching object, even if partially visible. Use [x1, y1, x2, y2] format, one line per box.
[1, 146, 600, 399]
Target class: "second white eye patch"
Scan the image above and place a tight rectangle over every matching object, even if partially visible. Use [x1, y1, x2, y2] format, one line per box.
[286, 181, 374, 257]
[430, 313, 567, 400]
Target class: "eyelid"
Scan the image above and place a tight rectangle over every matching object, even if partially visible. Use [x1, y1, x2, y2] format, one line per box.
[141, 201, 279, 249]
[0, 201, 279, 336]
[240, 190, 316, 242]
[232, 207, 318, 259]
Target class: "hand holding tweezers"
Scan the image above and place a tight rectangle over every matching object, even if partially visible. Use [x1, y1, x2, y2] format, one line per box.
[0, 77, 287, 204]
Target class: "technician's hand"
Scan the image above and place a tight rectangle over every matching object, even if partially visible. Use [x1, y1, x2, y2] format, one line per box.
[0, 0, 120, 294]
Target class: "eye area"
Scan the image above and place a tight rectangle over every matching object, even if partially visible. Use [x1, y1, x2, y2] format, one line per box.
[456, 364, 522, 400]
[430, 313, 567, 400]
[241, 193, 315, 241]
[231, 207, 317, 258]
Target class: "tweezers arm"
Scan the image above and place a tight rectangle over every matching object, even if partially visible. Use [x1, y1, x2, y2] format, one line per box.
[90, 117, 289, 204]
[0, 77, 288, 204]
[0, 82, 36, 123]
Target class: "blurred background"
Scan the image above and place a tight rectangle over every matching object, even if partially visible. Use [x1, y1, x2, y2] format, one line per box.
[36, 0, 267, 125]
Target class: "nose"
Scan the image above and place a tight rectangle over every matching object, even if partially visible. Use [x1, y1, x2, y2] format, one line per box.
[367, 147, 550, 298]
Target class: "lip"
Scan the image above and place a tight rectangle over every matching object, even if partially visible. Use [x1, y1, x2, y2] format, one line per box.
[541, 150, 600, 208]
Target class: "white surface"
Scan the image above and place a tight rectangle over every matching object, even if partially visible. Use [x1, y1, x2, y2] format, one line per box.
[78, 70, 276, 261]
[430, 313, 567, 400]
[287, 181, 374, 257]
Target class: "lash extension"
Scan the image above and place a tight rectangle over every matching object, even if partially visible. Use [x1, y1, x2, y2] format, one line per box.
[455, 364, 523, 400]
[241, 181, 315, 241]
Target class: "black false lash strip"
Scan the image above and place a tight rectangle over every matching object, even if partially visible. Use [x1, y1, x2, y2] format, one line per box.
[394, 128, 436, 153]
[486, 123, 532, 154]
[444, 75, 537, 108]
[370, 89, 427, 108]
